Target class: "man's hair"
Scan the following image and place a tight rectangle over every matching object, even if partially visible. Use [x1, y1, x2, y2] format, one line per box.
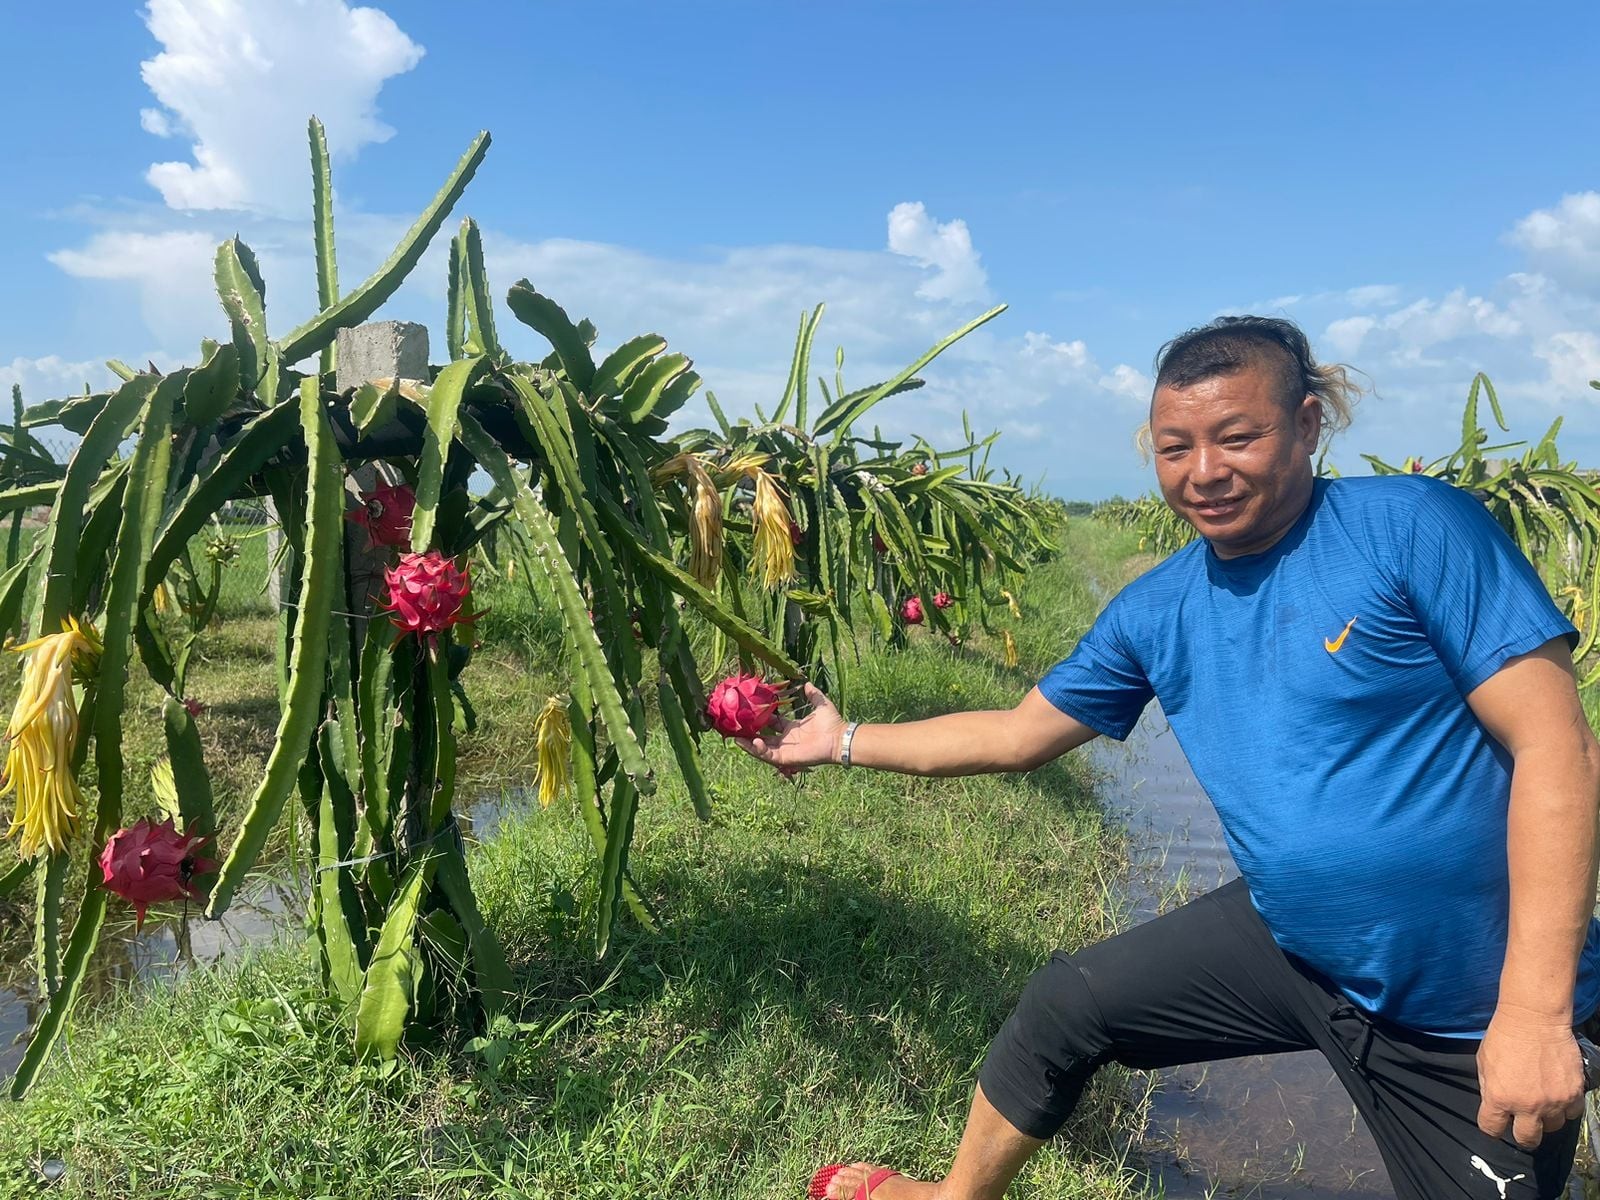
[1150, 315, 1361, 443]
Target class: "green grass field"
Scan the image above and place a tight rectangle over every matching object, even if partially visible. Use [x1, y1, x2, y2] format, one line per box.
[0, 521, 1162, 1200]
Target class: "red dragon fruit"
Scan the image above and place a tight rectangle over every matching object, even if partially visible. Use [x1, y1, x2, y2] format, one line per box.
[381, 551, 474, 636]
[347, 482, 416, 549]
[788, 519, 804, 546]
[871, 530, 887, 555]
[932, 591, 953, 610]
[99, 818, 217, 929]
[705, 672, 783, 739]
[900, 596, 924, 624]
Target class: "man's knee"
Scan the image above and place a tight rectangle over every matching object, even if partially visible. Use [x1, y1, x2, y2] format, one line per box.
[977, 951, 1111, 1141]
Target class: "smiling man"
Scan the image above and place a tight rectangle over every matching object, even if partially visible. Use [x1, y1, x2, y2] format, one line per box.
[741, 316, 1600, 1200]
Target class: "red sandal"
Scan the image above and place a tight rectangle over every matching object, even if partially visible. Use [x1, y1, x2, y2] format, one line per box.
[808, 1164, 903, 1200]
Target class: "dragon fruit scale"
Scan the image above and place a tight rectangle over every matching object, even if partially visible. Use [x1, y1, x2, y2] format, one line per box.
[705, 672, 783, 739]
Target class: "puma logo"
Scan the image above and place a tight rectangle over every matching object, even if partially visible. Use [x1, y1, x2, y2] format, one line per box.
[1324, 616, 1357, 654]
[1469, 1154, 1525, 1198]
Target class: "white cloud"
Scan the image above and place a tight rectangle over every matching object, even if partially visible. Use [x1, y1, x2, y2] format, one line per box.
[1534, 331, 1600, 399]
[1344, 289, 1521, 366]
[49, 229, 229, 350]
[1323, 315, 1377, 357]
[1262, 284, 1402, 313]
[139, 0, 424, 214]
[1509, 192, 1600, 292]
[1343, 284, 1403, 308]
[0, 356, 113, 406]
[886, 202, 988, 303]
[1100, 363, 1153, 403]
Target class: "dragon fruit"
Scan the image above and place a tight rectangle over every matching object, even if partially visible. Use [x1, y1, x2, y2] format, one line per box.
[871, 530, 887, 555]
[99, 817, 216, 929]
[900, 596, 924, 624]
[347, 482, 416, 549]
[381, 551, 473, 636]
[705, 672, 783, 739]
[933, 591, 953, 610]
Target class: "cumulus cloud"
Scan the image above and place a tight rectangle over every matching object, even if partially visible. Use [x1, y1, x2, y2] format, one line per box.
[887, 202, 989, 303]
[1534, 331, 1600, 399]
[1509, 192, 1600, 292]
[1324, 289, 1520, 365]
[0, 356, 113, 405]
[49, 229, 234, 350]
[139, 0, 423, 214]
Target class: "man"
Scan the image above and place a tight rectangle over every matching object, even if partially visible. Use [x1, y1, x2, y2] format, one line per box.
[738, 316, 1600, 1200]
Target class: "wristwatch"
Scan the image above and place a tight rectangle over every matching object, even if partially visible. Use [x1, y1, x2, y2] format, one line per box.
[839, 720, 861, 768]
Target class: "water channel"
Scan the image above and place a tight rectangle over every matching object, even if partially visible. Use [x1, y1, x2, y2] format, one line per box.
[1094, 705, 1393, 1198]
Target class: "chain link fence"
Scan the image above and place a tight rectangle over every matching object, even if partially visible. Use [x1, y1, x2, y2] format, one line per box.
[15, 432, 278, 622]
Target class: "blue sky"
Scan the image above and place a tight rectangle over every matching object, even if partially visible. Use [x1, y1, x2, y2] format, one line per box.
[2, 2, 1597, 498]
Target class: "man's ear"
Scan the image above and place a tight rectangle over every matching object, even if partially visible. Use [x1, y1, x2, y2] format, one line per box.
[1297, 395, 1322, 450]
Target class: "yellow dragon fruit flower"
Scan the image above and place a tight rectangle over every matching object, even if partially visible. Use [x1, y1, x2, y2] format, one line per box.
[1003, 628, 1020, 669]
[1000, 589, 1023, 620]
[533, 695, 572, 809]
[2, 617, 103, 859]
[749, 468, 796, 591]
[653, 453, 725, 589]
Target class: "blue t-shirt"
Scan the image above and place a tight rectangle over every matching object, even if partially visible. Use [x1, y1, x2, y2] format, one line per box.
[1040, 475, 1598, 1036]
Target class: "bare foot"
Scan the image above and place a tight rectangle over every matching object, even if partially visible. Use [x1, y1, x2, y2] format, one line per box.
[821, 1162, 940, 1200]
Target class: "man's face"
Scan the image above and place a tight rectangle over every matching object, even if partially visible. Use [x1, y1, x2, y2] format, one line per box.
[1149, 365, 1322, 559]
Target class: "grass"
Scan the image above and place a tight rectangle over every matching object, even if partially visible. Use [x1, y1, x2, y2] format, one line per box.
[0, 520, 1160, 1199]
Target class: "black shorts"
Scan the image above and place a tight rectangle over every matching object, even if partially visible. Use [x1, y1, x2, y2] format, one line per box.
[978, 879, 1593, 1200]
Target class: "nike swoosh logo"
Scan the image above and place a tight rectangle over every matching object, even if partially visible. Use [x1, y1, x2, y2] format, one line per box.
[1324, 617, 1357, 654]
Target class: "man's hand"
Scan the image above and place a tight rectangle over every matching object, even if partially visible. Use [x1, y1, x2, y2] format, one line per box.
[734, 682, 846, 772]
[1476, 1005, 1586, 1149]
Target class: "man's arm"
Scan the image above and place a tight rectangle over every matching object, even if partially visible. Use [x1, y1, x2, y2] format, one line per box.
[738, 683, 1102, 776]
[1466, 636, 1600, 1149]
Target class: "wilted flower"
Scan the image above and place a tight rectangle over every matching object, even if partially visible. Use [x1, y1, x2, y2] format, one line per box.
[533, 696, 572, 809]
[1000, 589, 1022, 620]
[653, 453, 725, 588]
[98, 817, 216, 929]
[933, 591, 953, 610]
[706, 673, 783, 739]
[381, 551, 474, 637]
[750, 468, 797, 590]
[348, 482, 417, 549]
[1003, 629, 1020, 669]
[910, 462, 929, 477]
[900, 596, 924, 624]
[1, 618, 102, 860]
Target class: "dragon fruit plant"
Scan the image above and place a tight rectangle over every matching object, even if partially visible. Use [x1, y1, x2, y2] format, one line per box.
[662, 308, 1057, 703]
[0, 119, 802, 1097]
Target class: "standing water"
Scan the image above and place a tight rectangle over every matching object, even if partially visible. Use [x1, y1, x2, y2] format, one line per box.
[1094, 705, 1392, 1197]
